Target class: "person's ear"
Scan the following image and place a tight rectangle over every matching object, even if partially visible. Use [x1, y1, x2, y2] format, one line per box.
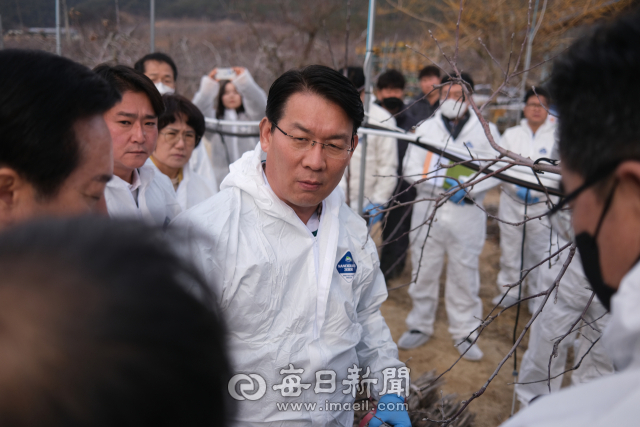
[615, 161, 640, 211]
[348, 133, 359, 160]
[0, 168, 27, 226]
[259, 117, 272, 153]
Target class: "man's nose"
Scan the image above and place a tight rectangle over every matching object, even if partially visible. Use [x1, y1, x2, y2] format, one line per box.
[131, 120, 146, 143]
[302, 142, 326, 171]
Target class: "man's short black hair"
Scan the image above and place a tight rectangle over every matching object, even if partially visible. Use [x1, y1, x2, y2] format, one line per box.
[93, 64, 164, 117]
[159, 94, 206, 147]
[441, 72, 475, 91]
[266, 65, 364, 135]
[551, 12, 640, 179]
[419, 65, 441, 80]
[524, 87, 551, 104]
[134, 52, 178, 80]
[377, 69, 406, 90]
[0, 217, 233, 427]
[0, 49, 120, 198]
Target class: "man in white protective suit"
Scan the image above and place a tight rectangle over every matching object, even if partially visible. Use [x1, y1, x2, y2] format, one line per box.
[340, 66, 398, 224]
[94, 65, 181, 227]
[514, 234, 613, 409]
[172, 65, 411, 427]
[501, 12, 640, 427]
[397, 73, 500, 361]
[494, 88, 558, 312]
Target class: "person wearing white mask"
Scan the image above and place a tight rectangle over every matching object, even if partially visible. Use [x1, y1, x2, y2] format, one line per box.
[493, 87, 558, 311]
[94, 65, 181, 227]
[149, 94, 216, 211]
[397, 73, 500, 361]
[134, 52, 177, 95]
[191, 66, 267, 190]
[172, 65, 410, 427]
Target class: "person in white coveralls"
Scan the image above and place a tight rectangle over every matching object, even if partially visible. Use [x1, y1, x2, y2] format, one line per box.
[149, 94, 216, 210]
[340, 66, 398, 223]
[94, 65, 181, 227]
[398, 73, 500, 361]
[514, 233, 613, 409]
[494, 87, 558, 312]
[501, 12, 640, 427]
[172, 65, 410, 427]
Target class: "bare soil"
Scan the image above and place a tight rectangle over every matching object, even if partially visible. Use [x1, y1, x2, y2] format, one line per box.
[378, 188, 533, 427]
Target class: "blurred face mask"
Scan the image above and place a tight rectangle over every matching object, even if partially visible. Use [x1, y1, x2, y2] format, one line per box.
[439, 98, 468, 119]
[574, 180, 618, 311]
[381, 97, 404, 113]
[155, 82, 175, 95]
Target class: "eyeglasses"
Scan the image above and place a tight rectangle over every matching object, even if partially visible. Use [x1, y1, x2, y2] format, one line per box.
[272, 123, 354, 160]
[547, 161, 621, 241]
[524, 103, 546, 110]
[160, 130, 199, 147]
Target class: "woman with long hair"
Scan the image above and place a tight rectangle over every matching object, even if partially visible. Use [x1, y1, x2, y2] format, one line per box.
[191, 67, 266, 189]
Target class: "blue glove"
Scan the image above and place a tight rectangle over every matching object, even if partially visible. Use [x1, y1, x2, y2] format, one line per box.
[515, 185, 539, 204]
[369, 394, 411, 427]
[364, 202, 384, 225]
[444, 178, 466, 204]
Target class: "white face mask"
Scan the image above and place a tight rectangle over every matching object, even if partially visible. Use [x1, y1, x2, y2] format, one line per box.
[154, 82, 175, 95]
[439, 98, 468, 119]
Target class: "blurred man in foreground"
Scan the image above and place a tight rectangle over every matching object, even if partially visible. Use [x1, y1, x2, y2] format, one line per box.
[0, 49, 119, 229]
[173, 65, 410, 427]
[0, 217, 233, 427]
[501, 11, 640, 427]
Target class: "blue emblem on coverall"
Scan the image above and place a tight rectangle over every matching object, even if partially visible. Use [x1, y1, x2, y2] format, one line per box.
[337, 251, 357, 283]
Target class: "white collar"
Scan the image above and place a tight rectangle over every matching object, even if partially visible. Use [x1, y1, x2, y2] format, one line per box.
[129, 168, 142, 192]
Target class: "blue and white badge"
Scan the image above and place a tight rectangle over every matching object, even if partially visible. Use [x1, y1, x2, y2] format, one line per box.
[539, 147, 548, 155]
[337, 251, 357, 283]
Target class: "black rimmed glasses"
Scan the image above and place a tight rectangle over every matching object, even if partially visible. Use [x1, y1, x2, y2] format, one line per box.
[548, 161, 621, 241]
[272, 123, 354, 160]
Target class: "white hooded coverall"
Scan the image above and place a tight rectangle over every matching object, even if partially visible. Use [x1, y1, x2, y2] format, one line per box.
[148, 161, 217, 211]
[105, 160, 182, 227]
[497, 118, 558, 308]
[402, 110, 500, 340]
[191, 70, 267, 189]
[515, 238, 613, 407]
[500, 261, 640, 427]
[340, 101, 398, 209]
[171, 145, 405, 426]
